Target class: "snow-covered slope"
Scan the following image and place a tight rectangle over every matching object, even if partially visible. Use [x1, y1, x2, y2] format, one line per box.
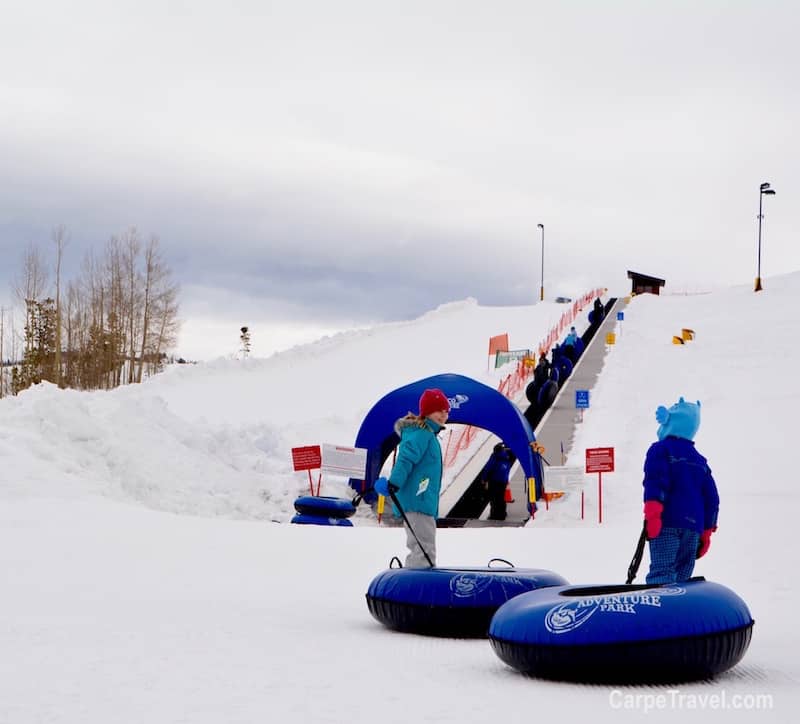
[2, 297, 575, 520]
[1, 278, 798, 723]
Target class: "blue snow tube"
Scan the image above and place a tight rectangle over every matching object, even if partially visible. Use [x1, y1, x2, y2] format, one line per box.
[291, 513, 354, 527]
[554, 357, 573, 385]
[560, 345, 577, 364]
[537, 380, 558, 408]
[367, 561, 569, 638]
[294, 495, 356, 519]
[589, 309, 605, 325]
[574, 337, 585, 357]
[489, 579, 754, 683]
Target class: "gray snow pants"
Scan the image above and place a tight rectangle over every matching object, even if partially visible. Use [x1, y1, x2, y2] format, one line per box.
[404, 511, 437, 568]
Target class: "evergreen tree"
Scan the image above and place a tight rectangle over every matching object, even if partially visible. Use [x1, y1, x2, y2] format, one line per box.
[17, 298, 57, 390]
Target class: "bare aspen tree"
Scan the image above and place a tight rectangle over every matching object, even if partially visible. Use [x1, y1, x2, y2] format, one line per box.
[104, 235, 126, 388]
[136, 235, 169, 382]
[13, 243, 49, 358]
[64, 280, 83, 388]
[52, 225, 68, 388]
[13, 242, 49, 304]
[81, 249, 106, 390]
[149, 277, 180, 375]
[136, 239, 154, 382]
[122, 228, 142, 384]
[10, 314, 18, 367]
[10, 226, 180, 393]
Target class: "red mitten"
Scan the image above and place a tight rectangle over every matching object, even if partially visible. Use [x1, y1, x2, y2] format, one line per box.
[643, 500, 663, 540]
[696, 527, 716, 559]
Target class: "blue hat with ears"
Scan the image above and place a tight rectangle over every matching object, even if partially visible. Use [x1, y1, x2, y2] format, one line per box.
[655, 397, 701, 441]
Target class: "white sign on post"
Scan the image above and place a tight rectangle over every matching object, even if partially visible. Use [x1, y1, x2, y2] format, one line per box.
[321, 444, 368, 478]
[544, 465, 587, 492]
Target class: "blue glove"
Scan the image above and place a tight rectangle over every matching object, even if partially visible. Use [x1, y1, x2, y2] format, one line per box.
[374, 477, 393, 497]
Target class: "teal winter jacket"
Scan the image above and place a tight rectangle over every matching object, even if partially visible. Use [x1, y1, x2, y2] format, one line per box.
[389, 416, 445, 517]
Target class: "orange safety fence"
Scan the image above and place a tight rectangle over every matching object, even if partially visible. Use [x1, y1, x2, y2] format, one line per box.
[442, 288, 604, 470]
[443, 424, 479, 468]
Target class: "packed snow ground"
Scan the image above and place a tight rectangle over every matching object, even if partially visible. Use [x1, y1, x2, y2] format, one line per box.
[1, 278, 798, 723]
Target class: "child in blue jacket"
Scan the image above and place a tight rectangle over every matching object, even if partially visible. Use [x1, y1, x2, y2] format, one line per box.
[375, 388, 450, 567]
[564, 327, 579, 347]
[642, 398, 720, 584]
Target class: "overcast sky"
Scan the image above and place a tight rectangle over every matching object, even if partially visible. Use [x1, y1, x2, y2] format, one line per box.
[1, 1, 798, 359]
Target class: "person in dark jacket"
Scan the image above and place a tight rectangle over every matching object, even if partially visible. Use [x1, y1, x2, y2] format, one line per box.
[482, 443, 513, 520]
[642, 398, 720, 584]
[533, 355, 551, 388]
[592, 297, 604, 322]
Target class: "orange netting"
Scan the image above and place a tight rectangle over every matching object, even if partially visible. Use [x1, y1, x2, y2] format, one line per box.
[443, 288, 604, 470]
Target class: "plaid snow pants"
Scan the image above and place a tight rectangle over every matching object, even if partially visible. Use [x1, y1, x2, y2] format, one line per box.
[646, 526, 700, 584]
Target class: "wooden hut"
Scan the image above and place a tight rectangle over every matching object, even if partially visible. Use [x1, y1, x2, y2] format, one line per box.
[627, 270, 665, 296]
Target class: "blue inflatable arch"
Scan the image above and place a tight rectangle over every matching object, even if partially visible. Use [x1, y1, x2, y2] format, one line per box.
[351, 373, 544, 501]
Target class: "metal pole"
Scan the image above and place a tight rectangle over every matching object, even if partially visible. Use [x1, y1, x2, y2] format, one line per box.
[755, 189, 764, 292]
[538, 223, 544, 301]
[626, 522, 648, 584]
[755, 182, 775, 291]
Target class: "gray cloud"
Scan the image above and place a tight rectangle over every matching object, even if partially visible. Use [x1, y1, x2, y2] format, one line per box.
[1, 1, 799, 354]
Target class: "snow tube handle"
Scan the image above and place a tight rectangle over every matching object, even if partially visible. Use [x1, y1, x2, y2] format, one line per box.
[488, 558, 515, 569]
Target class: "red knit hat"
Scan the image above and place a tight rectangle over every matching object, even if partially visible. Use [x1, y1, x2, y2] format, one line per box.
[419, 388, 450, 418]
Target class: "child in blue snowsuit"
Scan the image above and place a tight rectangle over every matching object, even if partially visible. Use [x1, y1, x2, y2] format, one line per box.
[642, 398, 720, 584]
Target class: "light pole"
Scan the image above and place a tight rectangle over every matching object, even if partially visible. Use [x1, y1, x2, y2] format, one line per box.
[755, 182, 776, 292]
[537, 223, 545, 301]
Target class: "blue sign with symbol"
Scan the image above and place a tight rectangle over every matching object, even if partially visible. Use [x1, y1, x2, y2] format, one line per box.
[617, 311, 624, 321]
[575, 390, 590, 409]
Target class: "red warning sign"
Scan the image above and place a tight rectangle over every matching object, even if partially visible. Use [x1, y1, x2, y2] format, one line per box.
[585, 447, 615, 474]
[291, 445, 322, 471]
